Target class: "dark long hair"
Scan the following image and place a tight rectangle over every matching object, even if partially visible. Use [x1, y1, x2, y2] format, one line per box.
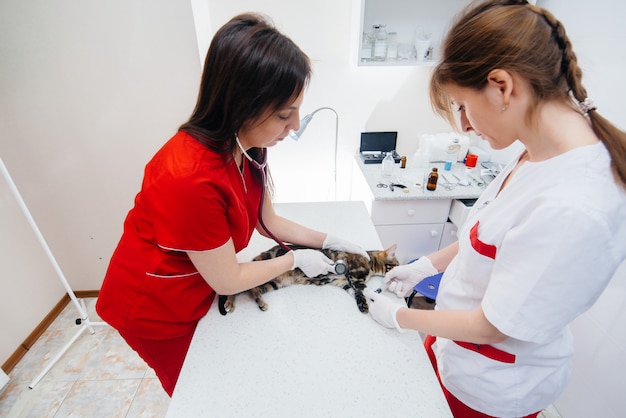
[179, 13, 311, 160]
[430, 0, 626, 188]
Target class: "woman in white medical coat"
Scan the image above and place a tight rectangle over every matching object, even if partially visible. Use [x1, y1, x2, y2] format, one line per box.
[364, 1, 626, 417]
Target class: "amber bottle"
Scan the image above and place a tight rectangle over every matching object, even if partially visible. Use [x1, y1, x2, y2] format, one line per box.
[426, 167, 438, 191]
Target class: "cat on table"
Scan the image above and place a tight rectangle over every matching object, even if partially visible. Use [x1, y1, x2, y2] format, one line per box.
[218, 244, 398, 315]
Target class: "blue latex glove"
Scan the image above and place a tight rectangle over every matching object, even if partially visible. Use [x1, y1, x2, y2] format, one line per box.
[323, 234, 370, 260]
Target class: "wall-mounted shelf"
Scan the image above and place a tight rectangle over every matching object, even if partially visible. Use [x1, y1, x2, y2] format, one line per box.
[357, 0, 469, 67]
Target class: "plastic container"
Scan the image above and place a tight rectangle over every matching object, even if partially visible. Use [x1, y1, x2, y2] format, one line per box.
[445, 138, 461, 170]
[372, 24, 388, 62]
[360, 32, 372, 62]
[381, 151, 395, 177]
[465, 153, 478, 168]
[387, 32, 398, 60]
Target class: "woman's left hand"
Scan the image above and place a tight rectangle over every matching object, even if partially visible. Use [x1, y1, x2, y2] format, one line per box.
[363, 289, 406, 332]
[323, 234, 370, 260]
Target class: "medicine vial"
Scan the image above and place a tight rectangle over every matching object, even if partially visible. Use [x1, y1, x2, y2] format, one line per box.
[426, 167, 439, 190]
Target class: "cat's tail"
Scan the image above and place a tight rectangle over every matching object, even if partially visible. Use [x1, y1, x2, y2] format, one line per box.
[217, 295, 229, 316]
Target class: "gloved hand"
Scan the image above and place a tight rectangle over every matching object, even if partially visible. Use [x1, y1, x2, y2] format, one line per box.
[382, 257, 438, 298]
[291, 249, 335, 278]
[363, 289, 406, 333]
[323, 234, 370, 260]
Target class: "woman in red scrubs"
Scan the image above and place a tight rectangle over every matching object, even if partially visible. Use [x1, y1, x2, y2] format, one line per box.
[96, 13, 367, 396]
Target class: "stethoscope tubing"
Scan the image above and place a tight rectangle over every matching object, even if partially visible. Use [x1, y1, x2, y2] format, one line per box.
[236, 136, 292, 253]
[256, 165, 292, 253]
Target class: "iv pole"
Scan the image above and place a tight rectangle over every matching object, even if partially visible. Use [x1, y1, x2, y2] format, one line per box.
[0, 156, 107, 389]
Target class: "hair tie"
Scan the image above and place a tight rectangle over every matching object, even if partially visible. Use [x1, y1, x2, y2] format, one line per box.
[579, 97, 597, 115]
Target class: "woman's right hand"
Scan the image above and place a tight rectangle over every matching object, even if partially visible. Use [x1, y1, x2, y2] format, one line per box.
[291, 249, 335, 278]
[382, 257, 438, 297]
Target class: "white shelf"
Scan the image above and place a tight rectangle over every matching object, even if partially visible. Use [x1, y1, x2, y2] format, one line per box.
[359, 59, 436, 67]
[357, 0, 470, 66]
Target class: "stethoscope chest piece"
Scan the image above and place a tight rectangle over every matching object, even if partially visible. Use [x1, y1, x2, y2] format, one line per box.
[334, 259, 348, 275]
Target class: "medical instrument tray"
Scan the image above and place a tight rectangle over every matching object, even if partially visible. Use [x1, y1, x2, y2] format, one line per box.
[359, 131, 401, 164]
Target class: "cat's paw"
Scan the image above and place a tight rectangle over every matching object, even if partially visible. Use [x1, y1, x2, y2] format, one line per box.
[256, 299, 269, 311]
[355, 290, 369, 314]
[218, 295, 236, 315]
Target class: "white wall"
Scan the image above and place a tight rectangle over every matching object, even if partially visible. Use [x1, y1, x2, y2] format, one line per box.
[0, 0, 200, 365]
[537, 2, 626, 416]
[203, 0, 453, 202]
[0, 168, 65, 365]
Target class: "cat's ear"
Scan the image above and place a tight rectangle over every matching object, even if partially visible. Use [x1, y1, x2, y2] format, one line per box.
[384, 244, 398, 259]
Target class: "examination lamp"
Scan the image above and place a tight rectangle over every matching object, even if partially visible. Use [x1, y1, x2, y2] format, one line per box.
[288, 106, 338, 142]
[288, 107, 339, 199]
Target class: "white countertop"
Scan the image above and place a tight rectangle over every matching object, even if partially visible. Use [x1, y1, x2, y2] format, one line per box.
[356, 156, 484, 201]
[166, 201, 452, 418]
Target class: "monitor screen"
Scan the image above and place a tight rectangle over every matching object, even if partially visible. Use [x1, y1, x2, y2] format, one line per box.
[359, 131, 398, 152]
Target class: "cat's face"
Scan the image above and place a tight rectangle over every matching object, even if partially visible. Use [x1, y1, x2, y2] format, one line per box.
[367, 244, 399, 275]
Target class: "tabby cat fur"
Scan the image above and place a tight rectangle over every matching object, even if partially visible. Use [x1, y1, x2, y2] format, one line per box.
[218, 244, 398, 315]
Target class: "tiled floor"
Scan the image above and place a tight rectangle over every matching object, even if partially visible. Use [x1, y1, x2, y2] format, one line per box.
[0, 296, 563, 418]
[0, 298, 170, 417]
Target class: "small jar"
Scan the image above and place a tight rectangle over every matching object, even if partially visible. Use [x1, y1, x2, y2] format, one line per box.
[426, 167, 439, 191]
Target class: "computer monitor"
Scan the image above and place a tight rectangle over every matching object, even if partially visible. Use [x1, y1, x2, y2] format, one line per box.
[359, 131, 398, 153]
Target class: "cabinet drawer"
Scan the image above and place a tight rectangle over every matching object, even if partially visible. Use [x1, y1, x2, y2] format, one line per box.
[375, 223, 444, 264]
[449, 198, 476, 228]
[370, 199, 451, 225]
[440, 221, 459, 249]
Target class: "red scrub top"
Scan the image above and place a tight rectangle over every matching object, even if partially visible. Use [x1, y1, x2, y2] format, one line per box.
[96, 131, 263, 340]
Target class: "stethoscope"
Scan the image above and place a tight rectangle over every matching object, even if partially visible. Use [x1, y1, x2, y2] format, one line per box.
[236, 136, 292, 253]
[236, 136, 345, 273]
[332, 259, 365, 311]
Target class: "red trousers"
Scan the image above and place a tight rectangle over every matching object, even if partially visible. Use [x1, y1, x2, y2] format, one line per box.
[424, 335, 540, 418]
[118, 328, 196, 396]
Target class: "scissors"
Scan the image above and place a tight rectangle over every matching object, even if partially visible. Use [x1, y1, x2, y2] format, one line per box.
[377, 182, 407, 192]
[439, 174, 456, 191]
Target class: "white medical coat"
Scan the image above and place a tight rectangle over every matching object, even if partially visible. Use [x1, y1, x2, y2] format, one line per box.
[435, 142, 626, 417]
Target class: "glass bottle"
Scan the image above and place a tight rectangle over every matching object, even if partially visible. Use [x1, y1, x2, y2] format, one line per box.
[372, 24, 388, 62]
[426, 167, 439, 190]
[386, 31, 398, 61]
[414, 30, 431, 63]
[360, 31, 372, 62]
[381, 151, 395, 177]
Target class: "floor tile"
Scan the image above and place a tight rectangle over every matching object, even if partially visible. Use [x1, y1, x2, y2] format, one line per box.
[0, 297, 170, 417]
[127, 378, 171, 418]
[54, 379, 140, 418]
